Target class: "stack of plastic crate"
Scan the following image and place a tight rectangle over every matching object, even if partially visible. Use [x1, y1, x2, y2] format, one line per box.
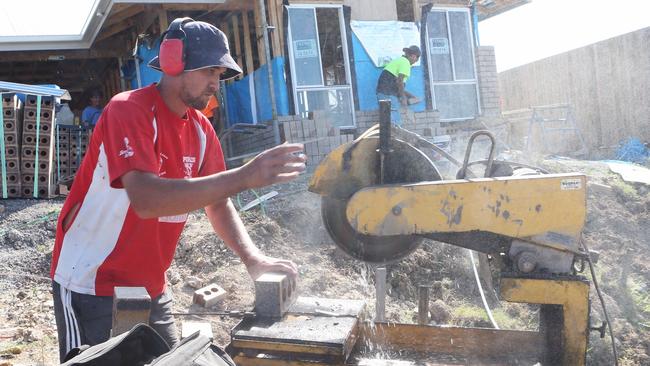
[0, 93, 23, 198]
[20, 95, 57, 198]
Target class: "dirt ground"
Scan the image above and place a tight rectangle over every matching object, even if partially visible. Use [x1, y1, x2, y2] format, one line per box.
[0, 156, 648, 365]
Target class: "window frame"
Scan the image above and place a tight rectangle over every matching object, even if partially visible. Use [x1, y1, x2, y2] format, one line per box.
[425, 7, 481, 121]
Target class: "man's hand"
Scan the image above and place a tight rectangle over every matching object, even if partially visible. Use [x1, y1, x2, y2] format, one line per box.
[244, 252, 298, 281]
[239, 143, 307, 190]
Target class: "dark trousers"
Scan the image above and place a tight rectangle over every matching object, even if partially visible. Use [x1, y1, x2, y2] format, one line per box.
[52, 281, 179, 362]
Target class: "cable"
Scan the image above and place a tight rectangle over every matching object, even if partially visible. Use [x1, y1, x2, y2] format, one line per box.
[468, 249, 499, 329]
[580, 239, 619, 366]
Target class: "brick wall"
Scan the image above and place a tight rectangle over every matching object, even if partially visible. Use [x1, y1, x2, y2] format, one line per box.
[476, 46, 501, 117]
[223, 109, 445, 168]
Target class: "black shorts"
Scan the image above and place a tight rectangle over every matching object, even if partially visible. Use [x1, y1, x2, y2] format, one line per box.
[52, 281, 179, 362]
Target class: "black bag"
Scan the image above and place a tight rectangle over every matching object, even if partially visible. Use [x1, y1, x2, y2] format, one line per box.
[61, 323, 235, 366]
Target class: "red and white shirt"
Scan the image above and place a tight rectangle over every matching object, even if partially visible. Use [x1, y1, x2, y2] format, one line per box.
[50, 85, 226, 297]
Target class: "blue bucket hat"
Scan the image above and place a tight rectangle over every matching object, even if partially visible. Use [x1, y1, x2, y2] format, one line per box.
[148, 20, 242, 80]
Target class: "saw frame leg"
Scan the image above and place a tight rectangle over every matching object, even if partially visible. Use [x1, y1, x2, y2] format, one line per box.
[500, 277, 590, 366]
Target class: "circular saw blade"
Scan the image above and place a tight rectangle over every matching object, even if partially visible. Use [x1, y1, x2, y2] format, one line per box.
[322, 196, 423, 263]
[321, 137, 442, 264]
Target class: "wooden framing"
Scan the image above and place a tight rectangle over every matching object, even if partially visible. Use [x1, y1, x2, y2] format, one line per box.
[231, 13, 244, 77]
[242, 11, 255, 75]
[104, 5, 145, 27]
[412, 0, 421, 21]
[157, 7, 169, 32]
[253, 0, 267, 66]
[267, 0, 282, 58]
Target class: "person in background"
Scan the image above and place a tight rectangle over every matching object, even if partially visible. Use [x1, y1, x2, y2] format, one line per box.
[375, 45, 421, 125]
[81, 89, 103, 127]
[200, 94, 222, 134]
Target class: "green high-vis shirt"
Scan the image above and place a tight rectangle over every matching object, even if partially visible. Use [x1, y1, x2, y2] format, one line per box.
[383, 56, 411, 80]
[376, 56, 411, 96]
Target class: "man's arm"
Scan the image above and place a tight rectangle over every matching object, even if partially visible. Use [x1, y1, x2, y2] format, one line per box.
[397, 74, 408, 106]
[121, 143, 306, 218]
[404, 90, 417, 99]
[205, 199, 298, 279]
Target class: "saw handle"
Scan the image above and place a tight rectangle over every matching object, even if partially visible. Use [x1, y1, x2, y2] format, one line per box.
[378, 99, 392, 154]
[458, 130, 496, 179]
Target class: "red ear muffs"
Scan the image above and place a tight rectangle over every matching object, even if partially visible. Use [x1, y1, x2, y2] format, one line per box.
[159, 17, 193, 76]
[159, 39, 185, 76]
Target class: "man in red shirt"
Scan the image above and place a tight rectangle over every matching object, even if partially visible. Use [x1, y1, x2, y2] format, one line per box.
[50, 18, 305, 361]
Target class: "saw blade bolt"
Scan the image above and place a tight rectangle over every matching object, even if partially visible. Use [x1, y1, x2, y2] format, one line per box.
[392, 205, 402, 215]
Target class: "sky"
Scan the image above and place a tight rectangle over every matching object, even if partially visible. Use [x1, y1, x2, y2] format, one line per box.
[479, 0, 650, 72]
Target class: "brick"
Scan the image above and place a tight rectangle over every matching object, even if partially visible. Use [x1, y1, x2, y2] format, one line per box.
[193, 283, 227, 308]
[254, 272, 297, 318]
[111, 287, 151, 337]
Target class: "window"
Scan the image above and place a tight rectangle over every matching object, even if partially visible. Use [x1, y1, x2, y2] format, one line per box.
[287, 5, 356, 128]
[424, 8, 480, 120]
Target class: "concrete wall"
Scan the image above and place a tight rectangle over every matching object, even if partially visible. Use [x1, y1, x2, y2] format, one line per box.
[498, 27, 650, 152]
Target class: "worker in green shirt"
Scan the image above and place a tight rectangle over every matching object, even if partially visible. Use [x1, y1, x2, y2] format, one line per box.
[375, 45, 421, 125]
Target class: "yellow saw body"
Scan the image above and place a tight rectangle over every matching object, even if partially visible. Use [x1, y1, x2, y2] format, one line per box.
[308, 125, 593, 365]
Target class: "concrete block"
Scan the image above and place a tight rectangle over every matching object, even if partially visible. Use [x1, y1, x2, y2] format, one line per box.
[3, 108, 16, 120]
[181, 322, 213, 340]
[21, 160, 35, 172]
[111, 287, 151, 337]
[3, 173, 20, 185]
[4, 145, 18, 158]
[21, 174, 34, 185]
[193, 283, 227, 308]
[0, 184, 21, 198]
[3, 119, 18, 133]
[20, 185, 33, 198]
[25, 95, 54, 109]
[4, 133, 18, 146]
[2, 93, 20, 109]
[254, 272, 297, 318]
[4, 158, 19, 172]
[23, 108, 54, 122]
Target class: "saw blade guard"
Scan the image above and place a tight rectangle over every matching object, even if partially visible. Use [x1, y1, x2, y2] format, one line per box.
[309, 128, 442, 264]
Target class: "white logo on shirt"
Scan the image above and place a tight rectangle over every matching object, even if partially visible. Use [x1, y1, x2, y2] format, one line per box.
[183, 156, 196, 178]
[119, 137, 134, 158]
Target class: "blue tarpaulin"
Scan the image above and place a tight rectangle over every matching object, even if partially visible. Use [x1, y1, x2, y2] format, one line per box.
[129, 39, 162, 89]
[123, 41, 290, 128]
[615, 138, 650, 164]
[351, 32, 425, 112]
[224, 57, 290, 126]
